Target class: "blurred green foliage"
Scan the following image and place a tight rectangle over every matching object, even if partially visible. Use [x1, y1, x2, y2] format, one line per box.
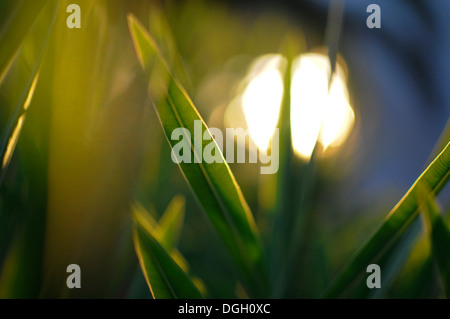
[0, 0, 449, 299]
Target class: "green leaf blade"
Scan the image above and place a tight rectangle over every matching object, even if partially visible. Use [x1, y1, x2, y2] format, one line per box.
[133, 223, 203, 299]
[132, 200, 190, 272]
[418, 185, 450, 297]
[324, 141, 450, 298]
[430, 217, 450, 298]
[128, 14, 267, 296]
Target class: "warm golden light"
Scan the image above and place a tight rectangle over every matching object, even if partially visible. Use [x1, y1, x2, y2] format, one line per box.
[320, 75, 355, 150]
[2, 114, 26, 169]
[290, 54, 329, 160]
[241, 54, 286, 152]
[290, 53, 354, 160]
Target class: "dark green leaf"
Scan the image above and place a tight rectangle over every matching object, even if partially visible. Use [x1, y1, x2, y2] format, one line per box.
[418, 185, 450, 297]
[324, 141, 450, 298]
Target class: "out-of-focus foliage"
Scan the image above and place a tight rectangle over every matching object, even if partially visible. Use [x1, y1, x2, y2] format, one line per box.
[0, 0, 449, 299]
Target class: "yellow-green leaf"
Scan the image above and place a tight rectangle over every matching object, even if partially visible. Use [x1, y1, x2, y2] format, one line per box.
[0, 0, 49, 84]
[0, 0, 57, 185]
[158, 195, 185, 250]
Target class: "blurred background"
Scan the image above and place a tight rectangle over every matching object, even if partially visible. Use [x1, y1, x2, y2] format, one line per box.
[0, 0, 449, 298]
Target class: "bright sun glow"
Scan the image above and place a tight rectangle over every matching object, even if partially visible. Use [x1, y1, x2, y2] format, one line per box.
[241, 54, 286, 152]
[290, 53, 354, 160]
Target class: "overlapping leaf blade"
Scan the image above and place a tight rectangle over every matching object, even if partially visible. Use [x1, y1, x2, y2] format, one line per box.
[132, 201, 189, 272]
[133, 221, 203, 299]
[127, 14, 267, 295]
